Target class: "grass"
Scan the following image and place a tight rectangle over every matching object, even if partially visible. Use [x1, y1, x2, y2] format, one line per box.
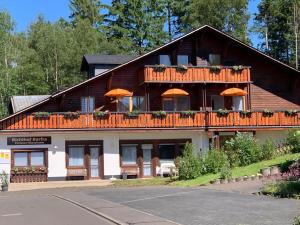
[113, 153, 300, 187]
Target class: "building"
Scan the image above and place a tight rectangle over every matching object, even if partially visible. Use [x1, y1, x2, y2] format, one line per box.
[0, 25, 299, 182]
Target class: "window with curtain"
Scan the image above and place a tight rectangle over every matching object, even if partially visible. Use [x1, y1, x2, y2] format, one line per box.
[69, 146, 84, 167]
[121, 145, 137, 165]
[14, 152, 28, 166]
[81, 96, 95, 113]
[177, 55, 189, 65]
[162, 97, 189, 111]
[31, 152, 44, 166]
[118, 96, 145, 112]
[159, 55, 171, 66]
[209, 54, 221, 65]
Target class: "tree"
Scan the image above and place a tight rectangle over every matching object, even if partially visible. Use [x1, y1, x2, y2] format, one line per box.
[253, 0, 300, 67]
[176, 0, 250, 43]
[106, 0, 168, 54]
[69, 0, 104, 28]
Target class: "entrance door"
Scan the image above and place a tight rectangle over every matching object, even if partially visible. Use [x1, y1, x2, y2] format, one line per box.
[143, 149, 152, 177]
[89, 146, 100, 178]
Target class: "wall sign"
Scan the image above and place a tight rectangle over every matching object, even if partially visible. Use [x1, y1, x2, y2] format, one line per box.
[0, 151, 10, 164]
[7, 137, 51, 145]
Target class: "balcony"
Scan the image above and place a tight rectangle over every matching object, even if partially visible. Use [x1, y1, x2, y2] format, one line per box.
[1, 111, 299, 131]
[140, 66, 251, 84]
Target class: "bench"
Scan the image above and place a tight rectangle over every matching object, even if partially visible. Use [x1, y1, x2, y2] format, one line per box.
[67, 168, 87, 179]
[121, 167, 139, 178]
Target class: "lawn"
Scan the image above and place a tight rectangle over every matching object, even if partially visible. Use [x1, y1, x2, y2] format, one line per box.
[113, 153, 300, 187]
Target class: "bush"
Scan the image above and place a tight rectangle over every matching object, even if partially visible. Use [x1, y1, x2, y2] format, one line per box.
[261, 181, 300, 199]
[178, 143, 201, 180]
[286, 129, 300, 153]
[203, 148, 229, 174]
[220, 166, 232, 180]
[260, 138, 276, 160]
[224, 132, 260, 167]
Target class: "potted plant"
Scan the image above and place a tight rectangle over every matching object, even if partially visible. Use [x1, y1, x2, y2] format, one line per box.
[217, 109, 229, 117]
[33, 112, 51, 119]
[262, 109, 274, 117]
[209, 65, 221, 73]
[176, 64, 188, 73]
[93, 111, 110, 119]
[152, 110, 167, 118]
[285, 110, 298, 117]
[239, 110, 252, 117]
[232, 65, 244, 72]
[180, 110, 196, 118]
[153, 64, 166, 72]
[63, 111, 80, 119]
[124, 110, 140, 118]
[0, 171, 9, 192]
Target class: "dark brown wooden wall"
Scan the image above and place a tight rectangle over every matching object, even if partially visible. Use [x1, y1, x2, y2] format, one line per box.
[29, 28, 300, 113]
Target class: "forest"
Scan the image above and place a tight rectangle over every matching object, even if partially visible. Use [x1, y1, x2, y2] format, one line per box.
[0, 0, 299, 118]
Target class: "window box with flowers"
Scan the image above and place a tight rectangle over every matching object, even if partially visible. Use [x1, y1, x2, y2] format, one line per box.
[153, 64, 166, 72]
[33, 112, 51, 119]
[180, 110, 196, 118]
[176, 64, 188, 73]
[124, 110, 140, 118]
[93, 111, 110, 119]
[209, 65, 222, 73]
[262, 109, 274, 117]
[285, 110, 298, 117]
[217, 109, 229, 117]
[63, 111, 80, 120]
[152, 110, 167, 119]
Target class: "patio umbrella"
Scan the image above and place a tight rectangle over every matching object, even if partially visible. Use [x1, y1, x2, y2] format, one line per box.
[104, 88, 133, 97]
[161, 88, 189, 97]
[220, 88, 247, 96]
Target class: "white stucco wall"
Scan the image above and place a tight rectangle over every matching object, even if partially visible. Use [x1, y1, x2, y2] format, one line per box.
[0, 130, 209, 179]
[255, 130, 288, 145]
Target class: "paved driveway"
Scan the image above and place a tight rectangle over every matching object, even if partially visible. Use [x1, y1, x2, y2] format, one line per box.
[62, 186, 300, 225]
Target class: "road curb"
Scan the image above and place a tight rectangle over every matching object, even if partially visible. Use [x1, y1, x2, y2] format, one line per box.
[52, 194, 127, 225]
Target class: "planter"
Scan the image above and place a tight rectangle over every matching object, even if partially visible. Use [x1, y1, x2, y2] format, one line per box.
[270, 166, 280, 175]
[211, 179, 220, 185]
[261, 168, 271, 177]
[11, 173, 47, 183]
[1, 185, 8, 192]
[235, 177, 242, 182]
[220, 179, 228, 184]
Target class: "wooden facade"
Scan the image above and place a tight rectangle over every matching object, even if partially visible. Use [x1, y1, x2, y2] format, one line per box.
[0, 25, 300, 132]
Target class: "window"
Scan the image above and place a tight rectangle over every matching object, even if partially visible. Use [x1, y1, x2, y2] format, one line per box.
[177, 55, 189, 65]
[31, 152, 44, 166]
[13, 150, 46, 167]
[69, 146, 84, 167]
[81, 96, 95, 113]
[158, 144, 175, 163]
[118, 96, 145, 112]
[132, 96, 145, 111]
[232, 96, 244, 111]
[162, 96, 190, 111]
[209, 54, 221, 65]
[14, 152, 28, 166]
[211, 95, 224, 110]
[159, 55, 171, 66]
[121, 145, 137, 165]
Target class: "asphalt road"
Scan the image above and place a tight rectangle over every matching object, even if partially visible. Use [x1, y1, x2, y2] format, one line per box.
[0, 192, 115, 225]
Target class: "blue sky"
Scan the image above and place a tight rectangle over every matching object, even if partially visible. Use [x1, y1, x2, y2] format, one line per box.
[0, 0, 261, 47]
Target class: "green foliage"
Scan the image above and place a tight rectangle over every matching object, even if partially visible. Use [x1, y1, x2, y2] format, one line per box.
[260, 138, 276, 160]
[203, 148, 229, 174]
[178, 142, 201, 180]
[224, 132, 260, 167]
[0, 171, 9, 186]
[220, 166, 232, 180]
[261, 181, 300, 199]
[287, 130, 300, 153]
[294, 215, 300, 225]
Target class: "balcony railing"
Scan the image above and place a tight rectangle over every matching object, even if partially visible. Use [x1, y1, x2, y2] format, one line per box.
[140, 66, 251, 83]
[1, 111, 300, 131]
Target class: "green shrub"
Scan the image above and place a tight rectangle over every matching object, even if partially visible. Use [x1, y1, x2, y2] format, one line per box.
[203, 148, 229, 174]
[220, 166, 232, 180]
[286, 129, 300, 153]
[178, 143, 201, 180]
[294, 215, 300, 225]
[224, 132, 260, 167]
[260, 138, 276, 160]
[261, 181, 300, 199]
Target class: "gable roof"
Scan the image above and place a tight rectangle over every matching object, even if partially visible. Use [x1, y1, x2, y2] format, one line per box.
[10, 95, 51, 113]
[80, 54, 136, 71]
[1, 25, 299, 123]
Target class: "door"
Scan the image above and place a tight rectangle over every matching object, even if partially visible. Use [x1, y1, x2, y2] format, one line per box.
[143, 149, 152, 177]
[89, 147, 100, 178]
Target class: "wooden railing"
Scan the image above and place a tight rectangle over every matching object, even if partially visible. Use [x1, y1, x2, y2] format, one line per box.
[1, 111, 299, 131]
[141, 66, 251, 83]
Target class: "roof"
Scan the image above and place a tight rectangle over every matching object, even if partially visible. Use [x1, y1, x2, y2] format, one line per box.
[11, 95, 51, 113]
[81, 54, 136, 71]
[1, 25, 300, 123]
